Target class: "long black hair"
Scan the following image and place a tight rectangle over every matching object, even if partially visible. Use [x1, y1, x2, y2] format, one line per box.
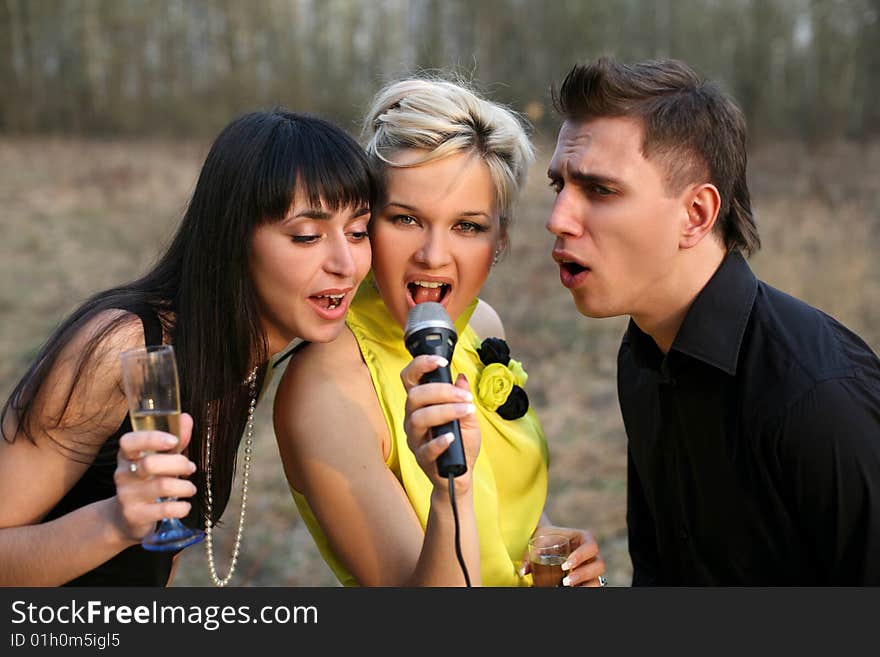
[1, 109, 379, 524]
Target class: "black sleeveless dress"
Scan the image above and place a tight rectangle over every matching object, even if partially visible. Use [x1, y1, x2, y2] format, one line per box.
[43, 305, 177, 586]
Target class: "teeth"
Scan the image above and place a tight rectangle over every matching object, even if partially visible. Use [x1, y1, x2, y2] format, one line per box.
[412, 281, 445, 288]
[316, 293, 345, 310]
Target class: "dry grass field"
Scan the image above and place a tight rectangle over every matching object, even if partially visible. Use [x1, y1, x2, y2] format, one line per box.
[1, 136, 878, 587]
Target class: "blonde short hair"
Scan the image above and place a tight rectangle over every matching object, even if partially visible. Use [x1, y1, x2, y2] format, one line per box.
[362, 77, 534, 239]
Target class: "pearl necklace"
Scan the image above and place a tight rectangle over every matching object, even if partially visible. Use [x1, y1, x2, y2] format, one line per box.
[203, 367, 258, 587]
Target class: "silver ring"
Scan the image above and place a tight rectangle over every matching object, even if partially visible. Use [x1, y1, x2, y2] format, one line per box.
[128, 460, 138, 474]
[598, 575, 607, 587]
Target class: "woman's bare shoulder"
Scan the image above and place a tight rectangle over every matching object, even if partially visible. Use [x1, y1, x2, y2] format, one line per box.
[273, 326, 378, 434]
[469, 299, 506, 341]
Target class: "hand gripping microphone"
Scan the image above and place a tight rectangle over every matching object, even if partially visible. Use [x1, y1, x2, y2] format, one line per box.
[404, 302, 467, 478]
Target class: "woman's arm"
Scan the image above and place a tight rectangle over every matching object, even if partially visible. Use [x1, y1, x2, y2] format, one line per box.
[0, 312, 197, 585]
[274, 329, 481, 586]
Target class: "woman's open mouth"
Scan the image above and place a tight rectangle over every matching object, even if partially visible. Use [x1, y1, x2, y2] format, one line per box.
[407, 280, 451, 305]
[312, 293, 345, 310]
[307, 289, 351, 319]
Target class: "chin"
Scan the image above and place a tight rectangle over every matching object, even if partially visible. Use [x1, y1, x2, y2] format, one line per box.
[286, 317, 339, 345]
[307, 324, 347, 344]
[573, 295, 616, 319]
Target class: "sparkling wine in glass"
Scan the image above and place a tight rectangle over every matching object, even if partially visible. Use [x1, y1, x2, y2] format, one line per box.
[120, 344, 204, 552]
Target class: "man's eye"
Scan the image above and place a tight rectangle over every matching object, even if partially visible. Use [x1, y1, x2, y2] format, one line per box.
[348, 231, 370, 241]
[591, 184, 614, 196]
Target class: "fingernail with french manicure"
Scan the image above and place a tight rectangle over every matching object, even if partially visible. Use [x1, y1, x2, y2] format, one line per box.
[456, 403, 476, 415]
[162, 435, 178, 448]
[562, 576, 572, 587]
[561, 560, 571, 571]
[431, 356, 449, 367]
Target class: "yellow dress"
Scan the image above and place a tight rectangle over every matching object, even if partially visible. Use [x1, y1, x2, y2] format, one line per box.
[292, 278, 549, 586]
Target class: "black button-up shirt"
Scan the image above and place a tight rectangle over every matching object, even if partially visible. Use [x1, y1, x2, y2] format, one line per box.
[619, 251, 880, 585]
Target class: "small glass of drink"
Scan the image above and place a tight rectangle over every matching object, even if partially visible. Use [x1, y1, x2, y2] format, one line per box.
[528, 531, 571, 587]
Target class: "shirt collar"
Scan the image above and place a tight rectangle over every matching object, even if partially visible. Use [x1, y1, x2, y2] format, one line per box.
[670, 250, 757, 375]
[623, 251, 758, 376]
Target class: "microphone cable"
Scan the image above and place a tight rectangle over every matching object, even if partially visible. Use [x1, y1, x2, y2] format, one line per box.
[448, 473, 471, 587]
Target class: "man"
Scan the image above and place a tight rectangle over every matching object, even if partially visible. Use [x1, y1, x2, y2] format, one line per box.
[546, 55, 880, 585]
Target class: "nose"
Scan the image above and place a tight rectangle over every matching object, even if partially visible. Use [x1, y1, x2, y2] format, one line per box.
[325, 232, 357, 278]
[414, 228, 452, 269]
[545, 189, 584, 239]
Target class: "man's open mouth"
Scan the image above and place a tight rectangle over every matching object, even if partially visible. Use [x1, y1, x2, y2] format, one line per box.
[561, 262, 589, 276]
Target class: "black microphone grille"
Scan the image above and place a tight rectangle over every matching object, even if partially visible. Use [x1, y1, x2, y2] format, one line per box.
[404, 302, 455, 340]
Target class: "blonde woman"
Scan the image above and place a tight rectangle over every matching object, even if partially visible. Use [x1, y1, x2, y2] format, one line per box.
[274, 78, 606, 586]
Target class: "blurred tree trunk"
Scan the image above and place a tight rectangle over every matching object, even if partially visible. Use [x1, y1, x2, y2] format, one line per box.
[0, 1, 15, 131]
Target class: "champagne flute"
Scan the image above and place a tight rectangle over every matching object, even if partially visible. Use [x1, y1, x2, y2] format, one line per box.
[120, 344, 204, 551]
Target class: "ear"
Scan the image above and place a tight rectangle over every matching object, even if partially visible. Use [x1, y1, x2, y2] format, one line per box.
[495, 220, 510, 259]
[680, 183, 721, 249]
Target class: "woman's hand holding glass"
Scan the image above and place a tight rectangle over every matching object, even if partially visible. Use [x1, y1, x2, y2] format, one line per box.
[522, 525, 607, 587]
[113, 412, 198, 545]
[401, 355, 482, 491]
[118, 345, 203, 551]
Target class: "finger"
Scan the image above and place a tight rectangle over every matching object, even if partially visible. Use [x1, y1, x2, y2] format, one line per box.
[562, 556, 606, 587]
[125, 499, 193, 527]
[405, 381, 473, 416]
[406, 402, 475, 445]
[118, 431, 179, 461]
[411, 431, 457, 465]
[400, 355, 448, 391]
[145, 476, 199, 501]
[454, 372, 471, 393]
[563, 532, 599, 564]
[134, 453, 197, 479]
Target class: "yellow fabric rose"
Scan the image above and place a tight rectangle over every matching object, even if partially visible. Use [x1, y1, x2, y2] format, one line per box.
[477, 362, 516, 411]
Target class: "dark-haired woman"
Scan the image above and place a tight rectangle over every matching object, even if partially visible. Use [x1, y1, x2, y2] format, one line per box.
[0, 110, 378, 586]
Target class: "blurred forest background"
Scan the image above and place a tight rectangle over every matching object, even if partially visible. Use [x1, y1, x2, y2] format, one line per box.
[1, 0, 878, 587]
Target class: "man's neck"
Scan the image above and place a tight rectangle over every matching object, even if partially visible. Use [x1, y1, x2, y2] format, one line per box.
[633, 245, 727, 355]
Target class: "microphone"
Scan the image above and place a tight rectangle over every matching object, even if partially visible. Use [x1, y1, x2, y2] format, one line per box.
[404, 302, 467, 478]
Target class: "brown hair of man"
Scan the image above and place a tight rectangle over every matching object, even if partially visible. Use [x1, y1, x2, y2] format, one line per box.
[553, 55, 760, 256]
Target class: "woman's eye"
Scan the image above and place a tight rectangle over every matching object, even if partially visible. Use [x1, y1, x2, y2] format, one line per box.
[455, 221, 485, 234]
[291, 235, 321, 244]
[392, 214, 417, 226]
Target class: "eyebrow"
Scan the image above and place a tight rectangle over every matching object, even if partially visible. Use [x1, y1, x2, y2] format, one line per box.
[293, 209, 333, 220]
[385, 201, 490, 219]
[284, 206, 370, 223]
[547, 166, 623, 189]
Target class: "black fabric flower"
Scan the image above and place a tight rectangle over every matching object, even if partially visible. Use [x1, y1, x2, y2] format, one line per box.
[477, 337, 511, 366]
[475, 337, 530, 420]
[496, 385, 530, 421]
